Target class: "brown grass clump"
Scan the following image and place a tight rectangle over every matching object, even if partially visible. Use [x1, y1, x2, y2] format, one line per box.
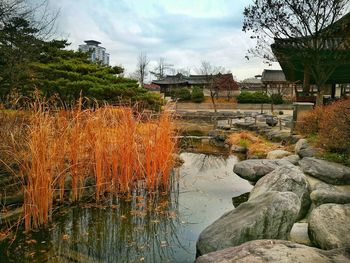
[229, 131, 276, 158]
[2, 102, 177, 231]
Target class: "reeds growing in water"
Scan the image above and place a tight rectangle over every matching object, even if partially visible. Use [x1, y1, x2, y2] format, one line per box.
[14, 102, 177, 231]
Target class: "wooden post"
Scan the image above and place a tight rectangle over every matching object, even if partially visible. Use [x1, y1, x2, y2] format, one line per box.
[279, 117, 282, 131]
[331, 84, 336, 99]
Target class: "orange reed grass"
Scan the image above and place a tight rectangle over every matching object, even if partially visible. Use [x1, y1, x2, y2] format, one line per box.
[18, 105, 177, 230]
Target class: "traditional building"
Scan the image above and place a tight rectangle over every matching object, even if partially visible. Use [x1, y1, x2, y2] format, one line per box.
[239, 75, 263, 92]
[261, 69, 294, 96]
[79, 40, 110, 65]
[152, 73, 239, 97]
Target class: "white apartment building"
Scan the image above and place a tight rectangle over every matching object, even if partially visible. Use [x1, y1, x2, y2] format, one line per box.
[78, 40, 110, 65]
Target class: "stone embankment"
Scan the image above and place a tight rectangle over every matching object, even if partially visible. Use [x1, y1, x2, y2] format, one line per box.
[196, 138, 350, 262]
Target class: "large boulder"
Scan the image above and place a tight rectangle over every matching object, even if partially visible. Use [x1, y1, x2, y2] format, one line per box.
[249, 165, 310, 219]
[310, 183, 350, 207]
[295, 139, 316, 158]
[299, 157, 350, 185]
[196, 191, 300, 256]
[266, 150, 293, 159]
[195, 240, 350, 263]
[233, 159, 292, 182]
[281, 154, 300, 165]
[309, 204, 350, 250]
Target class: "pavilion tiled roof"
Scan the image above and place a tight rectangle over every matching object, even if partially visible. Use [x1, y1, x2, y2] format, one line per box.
[261, 70, 287, 82]
[152, 73, 239, 90]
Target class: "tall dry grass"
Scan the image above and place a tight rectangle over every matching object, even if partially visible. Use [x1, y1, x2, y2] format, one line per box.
[5, 102, 177, 230]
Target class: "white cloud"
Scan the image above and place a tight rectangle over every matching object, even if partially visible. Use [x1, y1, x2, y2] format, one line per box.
[46, 0, 280, 81]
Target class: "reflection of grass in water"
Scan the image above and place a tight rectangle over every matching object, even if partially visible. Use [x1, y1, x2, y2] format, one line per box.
[0, 174, 187, 263]
[180, 138, 230, 156]
[190, 153, 228, 172]
[50, 191, 185, 262]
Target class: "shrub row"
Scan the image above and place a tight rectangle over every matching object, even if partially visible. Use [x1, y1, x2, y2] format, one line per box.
[171, 87, 204, 103]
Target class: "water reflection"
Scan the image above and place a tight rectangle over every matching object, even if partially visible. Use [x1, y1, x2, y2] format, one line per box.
[0, 153, 253, 263]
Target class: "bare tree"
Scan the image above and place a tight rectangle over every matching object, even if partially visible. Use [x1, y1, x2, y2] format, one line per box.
[197, 61, 227, 113]
[176, 67, 191, 77]
[150, 57, 173, 80]
[243, 0, 350, 105]
[0, 0, 59, 38]
[136, 52, 149, 88]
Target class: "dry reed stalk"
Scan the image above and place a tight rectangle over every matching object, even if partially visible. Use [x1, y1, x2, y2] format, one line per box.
[22, 110, 55, 230]
[14, 103, 177, 231]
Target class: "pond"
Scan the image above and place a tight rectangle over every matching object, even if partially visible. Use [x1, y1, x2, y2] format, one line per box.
[0, 152, 252, 263]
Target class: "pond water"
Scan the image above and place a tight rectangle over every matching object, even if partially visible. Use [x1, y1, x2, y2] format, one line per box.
[0, 152, 252, 263]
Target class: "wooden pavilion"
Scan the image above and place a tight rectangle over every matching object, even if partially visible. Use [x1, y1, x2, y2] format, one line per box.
[271, 12, 350, 103]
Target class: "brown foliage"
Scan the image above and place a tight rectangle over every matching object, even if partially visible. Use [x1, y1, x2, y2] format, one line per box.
[296, 99, 350, 152]
[295, 106, 325, 135]
[318, 99, 350, 152]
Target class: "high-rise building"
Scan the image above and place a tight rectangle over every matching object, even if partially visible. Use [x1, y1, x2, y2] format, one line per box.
[79, 40, 110, 65]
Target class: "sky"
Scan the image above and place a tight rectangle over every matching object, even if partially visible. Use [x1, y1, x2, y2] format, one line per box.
[43, 0, 281, 81]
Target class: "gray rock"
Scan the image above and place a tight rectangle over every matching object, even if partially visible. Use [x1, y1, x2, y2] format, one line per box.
[233, 159, 292, 182]
[289, 223, 312, 246]
[295, 139, 316, 158]
[266, 116, 278, 126]
[267, 150, 293, 159]
[230, 145, 247, 154]
[249, 165, 310, 219]
[309, 204, 350, 250]
[311, 183, 350, 206]
[195, 240, 350, 263]
[299, 157, 350, 185]
[282, 154, 300, 165]
[208, 130, 218, 137]
[196, 191, 300, 256]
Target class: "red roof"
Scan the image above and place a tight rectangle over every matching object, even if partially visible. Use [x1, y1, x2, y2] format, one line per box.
[144, 83, 160, 90]
[214, 73, 239, 91]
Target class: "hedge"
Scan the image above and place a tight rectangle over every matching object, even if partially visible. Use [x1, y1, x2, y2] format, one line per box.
[236, 92, 271, 104]
[191, 87, 204, 103]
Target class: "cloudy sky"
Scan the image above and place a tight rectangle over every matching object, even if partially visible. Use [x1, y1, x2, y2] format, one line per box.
[45, 0, 280, 81]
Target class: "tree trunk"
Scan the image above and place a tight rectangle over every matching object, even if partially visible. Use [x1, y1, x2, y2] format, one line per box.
[303, 68, 310, 95]
[316, 89, 324, 106]
[211, 93, 217, 113]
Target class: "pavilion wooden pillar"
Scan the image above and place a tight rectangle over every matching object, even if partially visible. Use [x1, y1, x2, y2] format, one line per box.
[331, 84, 336, 99]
